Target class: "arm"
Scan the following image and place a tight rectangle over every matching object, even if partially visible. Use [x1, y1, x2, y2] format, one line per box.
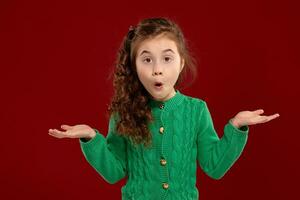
[197, 101, 249, 180]
[79, 114, 127, 184]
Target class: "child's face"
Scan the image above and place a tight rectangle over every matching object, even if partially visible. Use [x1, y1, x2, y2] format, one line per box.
[135, 34, 184, 102]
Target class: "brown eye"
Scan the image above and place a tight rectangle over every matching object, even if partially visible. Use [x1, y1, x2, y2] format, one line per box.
[164, 57, 172, 62]
[143, 58, 152, 63]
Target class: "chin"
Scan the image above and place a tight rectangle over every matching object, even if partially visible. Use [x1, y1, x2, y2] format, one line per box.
[149, 93, 164, 101]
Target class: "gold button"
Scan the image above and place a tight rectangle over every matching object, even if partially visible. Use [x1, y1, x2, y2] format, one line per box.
[160, 159, 167, 166]
[159, 104, 164, 109]
[162, 183, 169, 189]
[159, 127, 164, 134]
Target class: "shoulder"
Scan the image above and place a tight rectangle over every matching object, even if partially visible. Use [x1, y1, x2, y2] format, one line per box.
[181, 92, 207, 109]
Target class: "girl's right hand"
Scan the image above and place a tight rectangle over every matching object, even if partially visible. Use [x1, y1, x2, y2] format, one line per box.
[48, 124, 96, 140]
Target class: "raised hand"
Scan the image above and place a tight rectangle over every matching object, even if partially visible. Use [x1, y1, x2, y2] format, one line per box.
[48, 124, 96, 139]
[230, 109, 280, 128]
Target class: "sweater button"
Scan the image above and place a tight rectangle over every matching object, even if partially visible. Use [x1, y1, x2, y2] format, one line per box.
[162, 183, 169, 190]
[159, 104, 164, 109]
[160, 159, 167, 166]
[159, 127, 164, 134]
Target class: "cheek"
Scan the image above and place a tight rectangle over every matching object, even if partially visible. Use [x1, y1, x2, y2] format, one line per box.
[168, 64, 181, 80]
[170, 71, 180, 83]
[136, 66, 149, 83]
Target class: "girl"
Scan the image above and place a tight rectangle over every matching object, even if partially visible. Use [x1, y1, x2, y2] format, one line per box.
[48, 18, 279, 200]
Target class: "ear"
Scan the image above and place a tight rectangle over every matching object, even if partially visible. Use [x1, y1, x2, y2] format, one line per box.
[180, 58, 185, 72]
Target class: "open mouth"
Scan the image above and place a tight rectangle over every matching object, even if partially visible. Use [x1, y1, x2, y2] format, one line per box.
[155, 82, 163, 87]
[154, 82, 163, 89]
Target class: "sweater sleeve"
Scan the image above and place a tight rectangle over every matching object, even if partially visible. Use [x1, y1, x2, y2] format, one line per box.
[196, 101, 249, 180]
[79, 114, 127, 184]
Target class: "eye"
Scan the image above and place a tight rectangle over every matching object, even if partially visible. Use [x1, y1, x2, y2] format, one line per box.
[143, 57, 152, 63]
[164, 56, 173, 63]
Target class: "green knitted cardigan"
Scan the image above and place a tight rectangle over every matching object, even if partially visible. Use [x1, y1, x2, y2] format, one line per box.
[79, 90, 249, 200]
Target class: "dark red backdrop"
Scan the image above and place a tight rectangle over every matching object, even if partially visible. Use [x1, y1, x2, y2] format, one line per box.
[1, 0, 299, 199]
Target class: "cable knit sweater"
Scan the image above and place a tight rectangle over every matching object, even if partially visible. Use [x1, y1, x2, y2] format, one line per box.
[79, 90, 249, 200]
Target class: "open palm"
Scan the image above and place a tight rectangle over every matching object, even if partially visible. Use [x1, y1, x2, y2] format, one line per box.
[231, 109, 280, 128]
[48, 124, 96, 139]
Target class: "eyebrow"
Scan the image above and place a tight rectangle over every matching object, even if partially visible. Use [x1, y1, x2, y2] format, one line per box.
[139, 49, 175, 56]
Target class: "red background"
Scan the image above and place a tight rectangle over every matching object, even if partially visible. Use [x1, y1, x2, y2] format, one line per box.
[1, 0, 299, 199]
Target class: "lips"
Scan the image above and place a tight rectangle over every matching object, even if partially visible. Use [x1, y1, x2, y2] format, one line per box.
[154, 81, 163, 90]
[154, 82, 163, 87]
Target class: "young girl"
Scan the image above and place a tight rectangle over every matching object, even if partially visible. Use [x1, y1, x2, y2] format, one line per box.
[48, 18, 279, 200]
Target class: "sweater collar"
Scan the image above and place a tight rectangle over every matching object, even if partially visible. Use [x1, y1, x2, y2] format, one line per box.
[148, 90, 185, 111]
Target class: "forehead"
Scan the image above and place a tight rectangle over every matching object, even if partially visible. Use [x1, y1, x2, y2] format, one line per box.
[136, 34, 179, 55]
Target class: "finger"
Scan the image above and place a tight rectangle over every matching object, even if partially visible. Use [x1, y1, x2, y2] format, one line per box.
[267, 113, 280, 121]
[61, 125, 73, 130]
[256, 114, 279, 124]
[48, 129, 63, 138]
[48, 129, 68, 138]
[250, 115, 267, 124]
[48, 131, 62, 138]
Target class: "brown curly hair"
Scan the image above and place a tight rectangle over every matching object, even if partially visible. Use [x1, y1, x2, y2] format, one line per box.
[108, 17, 198, 148]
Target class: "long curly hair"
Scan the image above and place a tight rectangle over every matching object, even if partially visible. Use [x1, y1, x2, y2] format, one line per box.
[108, 17, 198, 147]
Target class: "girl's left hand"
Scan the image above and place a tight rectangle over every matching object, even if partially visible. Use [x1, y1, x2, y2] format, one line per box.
[230, 109, 280, 128]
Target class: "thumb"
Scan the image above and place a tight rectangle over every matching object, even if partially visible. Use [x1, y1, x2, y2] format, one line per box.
[61, 124, 73, 130]
[253, 109, 264, 115]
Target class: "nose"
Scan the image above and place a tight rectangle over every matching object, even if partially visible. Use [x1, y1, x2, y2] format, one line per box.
[152, 71, 162, 76]
[152, 63, 163, 76]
